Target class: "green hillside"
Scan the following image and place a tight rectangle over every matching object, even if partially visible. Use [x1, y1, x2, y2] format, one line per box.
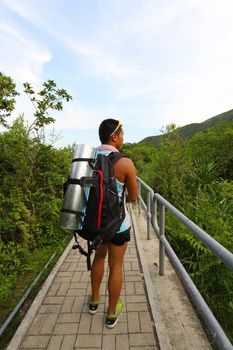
[140, 109, 233, 148]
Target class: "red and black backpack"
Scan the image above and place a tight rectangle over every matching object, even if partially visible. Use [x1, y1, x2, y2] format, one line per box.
[73, 152, 125, 269]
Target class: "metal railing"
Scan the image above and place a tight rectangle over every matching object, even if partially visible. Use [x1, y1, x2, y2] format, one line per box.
[136, 177, 233, 350]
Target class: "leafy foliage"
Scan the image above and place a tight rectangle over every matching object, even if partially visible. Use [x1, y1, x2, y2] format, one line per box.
[0, 74, 73, 334]
[23, 80, 72, 134]
[0, 72, 19, 127]
[0, 117, 72, 305]
[126, 120, 233, 342]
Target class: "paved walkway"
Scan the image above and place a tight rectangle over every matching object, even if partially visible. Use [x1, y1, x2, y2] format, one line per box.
[9, 215, 158, 349]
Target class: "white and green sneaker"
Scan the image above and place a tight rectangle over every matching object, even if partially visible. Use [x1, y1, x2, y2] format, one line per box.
[106, 299, 124, 328]
[89, 298, 100, 314]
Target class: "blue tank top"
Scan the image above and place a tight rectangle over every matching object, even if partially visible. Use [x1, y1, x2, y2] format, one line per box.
[97, 146, 131, 233]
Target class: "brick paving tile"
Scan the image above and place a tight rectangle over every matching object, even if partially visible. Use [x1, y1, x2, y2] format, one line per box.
[90, 313, 104, 334]
[71, 271, 82, 282]
[75, 334, 102, 348]
[125, 282, 135, 295]
[20, 335, 50, 349]
[40, 314, 58, 335]
[57, 282, 70, 296]
[53, 322, 79, 335]
[129, 333, 156, 346]
[47, 335, 63, 350]
[132, 261, 140, 271]
[126, 295, 147, 303]
[43, 296, 64, 305]
[127, 302, 149, 312]
[53, 276, 73, 283]
[47, 283, 61, 296]
[65, 258, 79, 263]
[124, 256, 138, 262]
[78, 313, 92, 333]
[139, 311, 154, 333]
[124, 270, 142, 276]
[102, 334, 115, 350]
[59, 262, 69, 271]
[60, 335, 76, 350]
[80, 272, 90, 282]
[60, 296, 75, 313]
[124, 275, 143, 282]
[80, 302, 90, 313]
[56, 271, 74, 277]
[116, 334, 129, 350]
[68, 262, 78, 271]
[57, 312, 80, 323]
[67, 288, 86, 296]
[27, 314, 48, 335]
[72, 295, 86, 313]
[134, 281, 145, 294]
[124, 262, 132, 270]
[75, 265, 89, 271]
[38, 305, 61, 314]
[76, 348, 101, 350]
[70, 282, 88, 289]
[127, 312, 140, 333]
[130, 347, 157, 350]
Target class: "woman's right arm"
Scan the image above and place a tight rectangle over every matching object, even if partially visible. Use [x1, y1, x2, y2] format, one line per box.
[124, 158, 138, 203]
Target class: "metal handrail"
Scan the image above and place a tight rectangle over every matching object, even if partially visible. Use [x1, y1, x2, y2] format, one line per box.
[136, 177, 233, 350]
[155, 193, 233, 271]
[0, 252, 57, 337]
[137, 178, 154, 239]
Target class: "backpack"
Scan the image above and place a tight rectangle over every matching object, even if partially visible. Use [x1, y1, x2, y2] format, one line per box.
[72, 151, 126, 269]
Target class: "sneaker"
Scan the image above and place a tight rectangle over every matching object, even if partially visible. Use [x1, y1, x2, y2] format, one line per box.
[89, 298, 100, 314]
[106, 299, 124, 328]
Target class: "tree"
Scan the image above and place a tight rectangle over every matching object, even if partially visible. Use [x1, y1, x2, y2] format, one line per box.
[0, 72, 19, 127]
[23, 80, 72, 135]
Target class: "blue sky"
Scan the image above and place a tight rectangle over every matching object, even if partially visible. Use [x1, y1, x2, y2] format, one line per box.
[1, 0, 233, 148]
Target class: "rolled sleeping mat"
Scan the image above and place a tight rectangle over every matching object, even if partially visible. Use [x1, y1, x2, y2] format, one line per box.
[59, 144, 96, 230]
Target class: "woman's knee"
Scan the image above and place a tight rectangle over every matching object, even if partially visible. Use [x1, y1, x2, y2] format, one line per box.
[94, 243, 108, 260]
[108, 242, 127, 263]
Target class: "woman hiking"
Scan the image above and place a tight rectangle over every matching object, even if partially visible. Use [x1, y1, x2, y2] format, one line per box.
[89, 118, 138, 328]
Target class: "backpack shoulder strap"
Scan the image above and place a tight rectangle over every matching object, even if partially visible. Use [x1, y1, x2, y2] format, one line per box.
[108, 152, 126, 165]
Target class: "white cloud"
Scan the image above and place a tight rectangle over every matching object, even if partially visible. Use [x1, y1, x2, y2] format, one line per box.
[1, 0, 31, 19]
[0, 11, 52, 126]
[1, 0, 233, 139]
[55, 102, 121, 130]
[55, 104, 98, 130]
[0, 21, 52, 85]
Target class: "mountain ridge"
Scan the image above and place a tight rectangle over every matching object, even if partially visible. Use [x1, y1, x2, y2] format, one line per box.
[139, 109, 233, 148]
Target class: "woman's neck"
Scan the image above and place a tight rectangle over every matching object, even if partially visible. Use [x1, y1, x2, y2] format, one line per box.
[98, 144, 119, 152]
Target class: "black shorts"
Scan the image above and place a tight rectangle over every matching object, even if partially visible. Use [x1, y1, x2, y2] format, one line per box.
[110, 228, 131, 246]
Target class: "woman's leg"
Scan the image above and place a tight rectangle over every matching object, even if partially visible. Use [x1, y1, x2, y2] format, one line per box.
[90, 243, 108, 301]
[107, 242, 128, 315]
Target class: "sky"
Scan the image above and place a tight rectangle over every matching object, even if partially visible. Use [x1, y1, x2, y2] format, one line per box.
[1, 0, 233, 148]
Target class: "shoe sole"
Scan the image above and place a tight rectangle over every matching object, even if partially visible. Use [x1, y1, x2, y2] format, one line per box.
[89, 307, 98, 315]
[105, 305, 124, 328]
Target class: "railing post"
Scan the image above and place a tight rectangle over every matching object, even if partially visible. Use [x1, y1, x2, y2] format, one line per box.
[152, 195, 159, 235]
[138, 180, 141, 214]
[147, 191, 151, 240]
[159, 203, 165, 276]
[134, 179, 233, 347]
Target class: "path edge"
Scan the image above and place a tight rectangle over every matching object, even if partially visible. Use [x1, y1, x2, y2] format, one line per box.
[129, 203, 172, 350]
[7, 238, 74, 350]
